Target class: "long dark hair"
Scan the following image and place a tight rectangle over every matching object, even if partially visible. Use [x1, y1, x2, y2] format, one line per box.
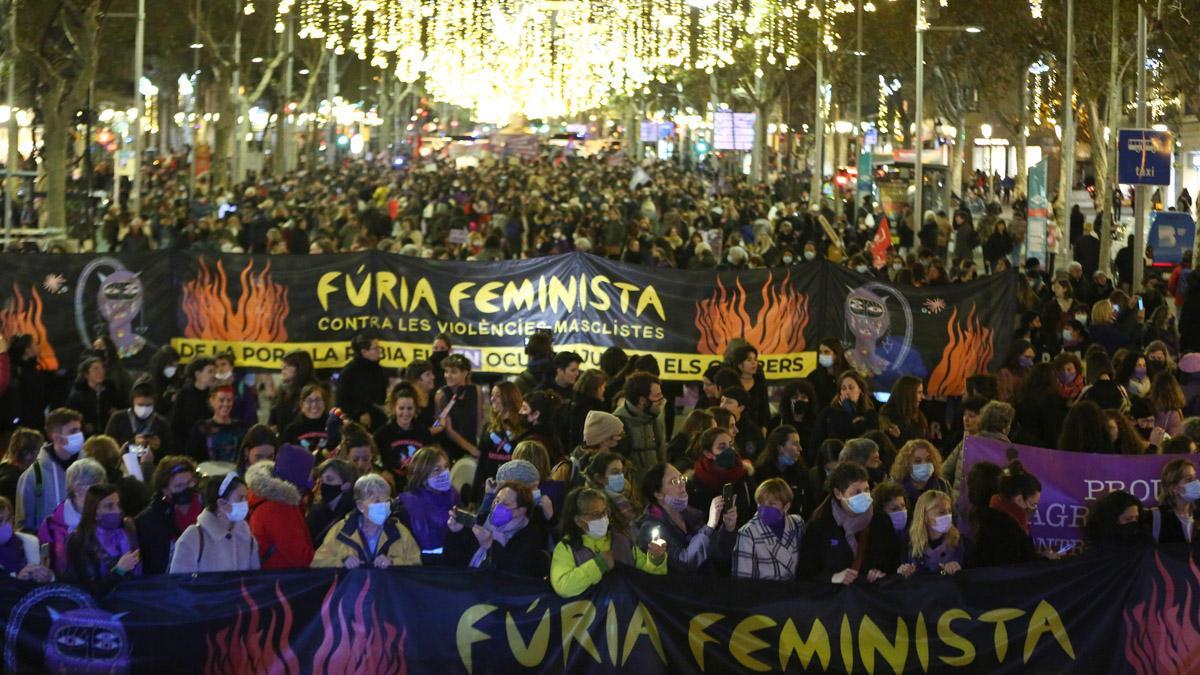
[1057, 401, 1114, 454]
[755, 425, 806, 474]
[75, 483, 121, 561]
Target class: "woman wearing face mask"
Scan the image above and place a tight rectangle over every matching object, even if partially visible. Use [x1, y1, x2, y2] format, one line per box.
[145, 346, 183, 417]
[134, 456, 202, 574]
[1052, 352, 1085, 402]
[104, 380, 172, 459]
[1040, 280, 1076, 349]
[1119, 352, 1153, 400]
[395, 446, 459, 564]
[805, 338, 849, 409]
[446, 481, 548, 577]
[889, 440, 950, 506]
[313, 473, 422, 569]
[1144, 459, 1199, 545]
[550, 487, 667, 597]
[513, 391, 565, 464]
[752, 426, 809, 517]
[64, 483, 141, 592]
[306, 458, 357, 546]
[635, 462, 735, 575]
[969, 460, 1045, 567]
[771, 382, 818, 451]
[0, 496, 53, 581]
[733, 478, 804, 580]
[897, 490, 963, 577]
[168, 472, 260, 573]
[37, 458, 107, 578]
[585, 452, 639, 527]
[996, 340, 1036, 404]
[688, 427, 752, 527]
[811, 371, 880, 449]
[873, 482, 909, 551]
[1059, 319, 1088, 356]
[798, 462, 900, 584]
[1083, 490, 1150, 552]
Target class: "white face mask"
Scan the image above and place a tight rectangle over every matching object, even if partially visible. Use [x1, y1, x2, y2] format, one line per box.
[818, 354, 835, 368]
[133, 405, 155, 420]
[163, 365, 178, 379]
[215, 371, 233, 382]
[586, 516, 609, 539]
[804, 251, 816, 261]
[227, 500, 249, 522]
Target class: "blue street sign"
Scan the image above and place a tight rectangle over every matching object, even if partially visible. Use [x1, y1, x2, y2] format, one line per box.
[1149, 210, 1195, 265]
[1117, 128, 1173, 186]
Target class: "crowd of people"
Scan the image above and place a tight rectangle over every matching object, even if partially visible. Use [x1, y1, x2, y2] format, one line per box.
[0, 154, 1197, 604]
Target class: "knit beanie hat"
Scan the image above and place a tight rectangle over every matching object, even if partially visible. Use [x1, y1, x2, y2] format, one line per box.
[583, 411, 624, 447]
[496, 459, 540, 487]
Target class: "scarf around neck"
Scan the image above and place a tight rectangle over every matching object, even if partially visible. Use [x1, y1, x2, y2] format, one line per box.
[989, 494, 1031, 534]
[831, 498, 874, 555]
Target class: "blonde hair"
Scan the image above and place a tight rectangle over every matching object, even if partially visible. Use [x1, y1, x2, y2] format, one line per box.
[82, 435, 122, 472]
[754, 478, 793, 505]
[888, 439, 943, 484]
[908, 490, 959, 558]
[513, 440, 551, 480]
[1158, 458, 1196, 512]
[1090, 300, 1115, 326]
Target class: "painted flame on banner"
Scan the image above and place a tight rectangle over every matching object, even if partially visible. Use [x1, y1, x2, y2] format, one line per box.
[927, 304, 994, 397]
[1123, 553, 1200, 675]
[0, 283, 58, 370]
[182, 258, 288, 342]
[694, 272, 809, 355]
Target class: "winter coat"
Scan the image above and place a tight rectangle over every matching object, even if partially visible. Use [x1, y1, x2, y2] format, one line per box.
[134, 492, 202, 575]
[613, 400, 665, 479]
[104, 408, 173, 456]
[36, 499, 80, 577]
[969, 506, 1036, 568]
[246, 462, 315, 569]
[311, 510, 422, 568]
[797, 498, 900, 582]
[336, 356, 390, 424]
[168, 510, 261, 574]
[15, 445, 71, 532]
[633, 503, 734, 575]
[64, 382, 120, 437]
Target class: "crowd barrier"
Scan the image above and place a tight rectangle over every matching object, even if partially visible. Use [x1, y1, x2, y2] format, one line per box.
[1, 546, 1195, 674]
[0, 252, 1015, 391]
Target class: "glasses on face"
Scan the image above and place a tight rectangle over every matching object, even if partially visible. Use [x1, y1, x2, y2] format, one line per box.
[667, 476, 687, 487]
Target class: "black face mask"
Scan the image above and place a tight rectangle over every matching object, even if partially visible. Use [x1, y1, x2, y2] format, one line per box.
[1116, 521, 1141, 541]
[171, 487, 196, 506]
[320, 483, 345, 504]
[791, 399, 807, 419]
[430, 351, 448, 367]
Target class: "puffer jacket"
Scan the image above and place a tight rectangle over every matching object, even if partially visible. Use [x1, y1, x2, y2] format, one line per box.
[311, 510, 422, 568]
[246, 461, 314, 569]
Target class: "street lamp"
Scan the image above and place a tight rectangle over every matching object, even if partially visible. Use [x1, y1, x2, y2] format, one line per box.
[913, 0, 983, 223]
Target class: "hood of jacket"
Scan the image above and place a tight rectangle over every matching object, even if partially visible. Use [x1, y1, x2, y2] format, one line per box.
[246, 461, 302, 506]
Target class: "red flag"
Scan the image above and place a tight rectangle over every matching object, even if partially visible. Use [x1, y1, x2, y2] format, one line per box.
[871, 214, 891, 269]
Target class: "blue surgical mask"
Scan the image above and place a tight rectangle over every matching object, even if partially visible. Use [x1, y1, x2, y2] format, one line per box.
[819, 354, 835, 368]
[1182, 480, 1200, 502]
[366, 501, 390, 525]
[532, 489, 542, 503]
[65, 432, 84, 456]
[1018, 355, 1034, 369]
[606, 474, 626, 494]
[778, 453, 796, 469]
[846, 492, 873, 514]
[911, 462, 934, 483]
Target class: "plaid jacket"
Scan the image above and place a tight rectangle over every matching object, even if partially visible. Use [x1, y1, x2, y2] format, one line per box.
[733, 513, 804, 581]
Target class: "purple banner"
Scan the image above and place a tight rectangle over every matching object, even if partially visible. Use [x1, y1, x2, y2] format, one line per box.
[960, 436, 1200, 549]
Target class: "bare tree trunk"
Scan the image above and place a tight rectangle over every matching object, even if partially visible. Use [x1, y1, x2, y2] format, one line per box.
[1015, 70, 1029, 195]
[41, 97, 69, 234]
[1089, 100, 1114, 274]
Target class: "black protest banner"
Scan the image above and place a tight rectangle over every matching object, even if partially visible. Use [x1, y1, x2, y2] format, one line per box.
[0, 253, 175, 375]
[0, 252, 1015, 384]
[0, 548, 1195, 674]
[823, 266, 1019, 395]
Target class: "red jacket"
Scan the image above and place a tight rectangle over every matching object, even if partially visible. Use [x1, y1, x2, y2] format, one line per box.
[246, 462, 314, 569]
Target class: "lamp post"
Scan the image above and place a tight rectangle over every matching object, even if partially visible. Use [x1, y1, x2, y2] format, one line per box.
[913, 8, 982, 222]
[131, 0, 145, 214]
[809, 0, 825, 210]
[1132, 3, 1147, 291]
[1060, 0, 1075, 272]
